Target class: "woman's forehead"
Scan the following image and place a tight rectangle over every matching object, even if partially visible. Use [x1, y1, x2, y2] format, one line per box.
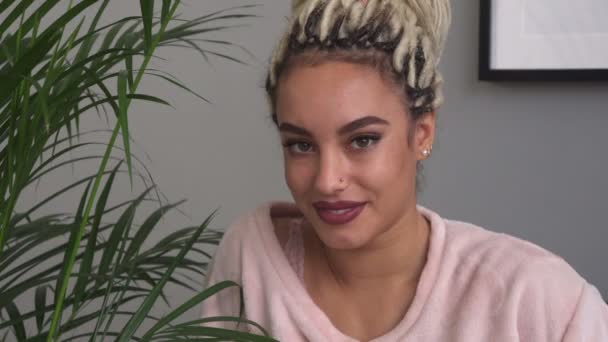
[275, 62, 408, 129]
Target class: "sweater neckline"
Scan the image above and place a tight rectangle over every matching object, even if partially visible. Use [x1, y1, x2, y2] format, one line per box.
[254, 201, 447, 341]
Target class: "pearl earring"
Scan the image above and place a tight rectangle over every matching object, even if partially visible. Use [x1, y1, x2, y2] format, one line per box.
[422, 147, 432, 158]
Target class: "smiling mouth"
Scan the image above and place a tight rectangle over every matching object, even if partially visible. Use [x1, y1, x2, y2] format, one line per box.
[312, 201, 366, 225]
[327, 208, 352, 214]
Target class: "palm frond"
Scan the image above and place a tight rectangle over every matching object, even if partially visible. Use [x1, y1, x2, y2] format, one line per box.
[0, 1, 271, 341]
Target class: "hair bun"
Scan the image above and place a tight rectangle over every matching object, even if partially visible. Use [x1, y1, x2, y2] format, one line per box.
[274, 0, 451, 111]
[291, 0, 450, 55]
[292, 0, 309, 12]
[403, 0, 451, 58]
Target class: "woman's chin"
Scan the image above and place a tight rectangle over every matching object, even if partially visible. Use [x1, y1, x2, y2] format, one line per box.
[316, 227, 371, 251]
[304, 213, 375, 250]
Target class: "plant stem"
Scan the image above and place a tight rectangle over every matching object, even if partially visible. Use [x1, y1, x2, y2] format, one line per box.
[45, 1, 182, 340]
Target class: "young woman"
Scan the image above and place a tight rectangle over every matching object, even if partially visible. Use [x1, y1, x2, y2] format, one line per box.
[201, 0, 608, 340]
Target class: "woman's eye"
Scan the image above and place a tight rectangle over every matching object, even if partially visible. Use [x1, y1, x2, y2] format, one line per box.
[350, 135, 380, 150]
[285, 141, 314, 154]
[294, 142, 313, 152]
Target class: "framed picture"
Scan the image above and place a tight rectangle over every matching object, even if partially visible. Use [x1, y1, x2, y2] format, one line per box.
[479, 0, 608, 81]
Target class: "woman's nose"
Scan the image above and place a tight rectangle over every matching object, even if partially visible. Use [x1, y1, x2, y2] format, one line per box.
[314, 150, 347, 195]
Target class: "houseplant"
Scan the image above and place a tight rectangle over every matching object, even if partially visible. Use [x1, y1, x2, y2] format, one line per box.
[0, 0, 275, 340]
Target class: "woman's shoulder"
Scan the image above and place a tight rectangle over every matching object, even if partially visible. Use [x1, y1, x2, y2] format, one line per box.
[206, 202, 288, 281]
[444, 218, 556, 261]
[421, 209, 608, 341]
[442, 217, 583, 287]
[220, 201, 299, 240]
[420, 207, 573, 281]
[441, 216, 608, 339]
[215, 201, 300, 259]
[438, 216, 589, 322]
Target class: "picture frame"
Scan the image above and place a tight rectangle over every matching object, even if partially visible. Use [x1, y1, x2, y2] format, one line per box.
[478, 0, 608, 81]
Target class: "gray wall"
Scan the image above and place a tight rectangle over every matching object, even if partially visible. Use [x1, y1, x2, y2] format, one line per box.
[122, 0, 608, 296]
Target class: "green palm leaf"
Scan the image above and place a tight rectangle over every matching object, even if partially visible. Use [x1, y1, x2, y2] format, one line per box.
[0, 1, 271, 341]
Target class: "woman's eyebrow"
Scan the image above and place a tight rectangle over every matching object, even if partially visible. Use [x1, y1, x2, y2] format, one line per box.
[278, 123, 312, 137]
[338, 116, 389, 135]
[278, 115, 388, 137]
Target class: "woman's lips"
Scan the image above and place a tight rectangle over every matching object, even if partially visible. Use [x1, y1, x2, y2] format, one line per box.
[312, 201, 366, 225]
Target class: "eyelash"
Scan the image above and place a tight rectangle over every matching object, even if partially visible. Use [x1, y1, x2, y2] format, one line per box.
[282, 134, 381, 154]
[349, 134, 381, 150]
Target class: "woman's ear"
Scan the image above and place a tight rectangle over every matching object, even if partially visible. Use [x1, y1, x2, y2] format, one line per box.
[415, 111, 436, 160]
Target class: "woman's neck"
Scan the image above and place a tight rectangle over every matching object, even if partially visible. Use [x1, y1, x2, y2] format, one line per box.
[314, 208, 430, 289]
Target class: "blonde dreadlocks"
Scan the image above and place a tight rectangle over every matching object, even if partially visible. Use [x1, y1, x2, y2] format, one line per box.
[267, 0, 451, 119]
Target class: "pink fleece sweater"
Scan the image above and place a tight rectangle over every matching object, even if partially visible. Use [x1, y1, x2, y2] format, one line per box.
[201, 202, 608, 341]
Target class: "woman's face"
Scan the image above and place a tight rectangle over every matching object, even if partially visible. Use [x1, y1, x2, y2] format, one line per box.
[276, 61, 435, 250]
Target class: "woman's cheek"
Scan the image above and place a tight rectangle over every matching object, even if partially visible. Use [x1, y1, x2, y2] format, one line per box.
[364, 147, 405, 184]
[284, 157, 313, 195]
